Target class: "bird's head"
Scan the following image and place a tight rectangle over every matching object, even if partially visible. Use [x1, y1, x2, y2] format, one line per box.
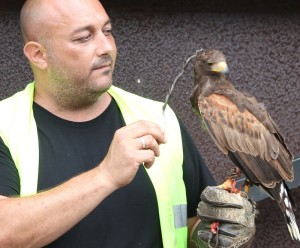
[195, 49, 229, 76]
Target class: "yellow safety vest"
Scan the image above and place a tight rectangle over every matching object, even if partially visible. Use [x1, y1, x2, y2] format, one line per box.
[0, 82, 188, 247]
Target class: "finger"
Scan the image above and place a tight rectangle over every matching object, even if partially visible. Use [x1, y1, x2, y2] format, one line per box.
[144, 162, 153, 169]
[122, 120, 166, 144]
[137, 135, 160, 157]
[139, 149, 156, 169]
[139, 136, 146, 149]
[136, 135, 159, 168]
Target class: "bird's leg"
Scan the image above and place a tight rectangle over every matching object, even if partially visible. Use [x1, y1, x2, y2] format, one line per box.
[229, 168, 254, 194]
[219, 167, 242, 193]
[230, 167, 242, 179]
[240, 179, 253, 194]
[219, 178, 239, 193]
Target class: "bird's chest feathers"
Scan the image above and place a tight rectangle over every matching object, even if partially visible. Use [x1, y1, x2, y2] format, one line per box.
[198, 94, 256, 135]
[197, 76, 225, 98]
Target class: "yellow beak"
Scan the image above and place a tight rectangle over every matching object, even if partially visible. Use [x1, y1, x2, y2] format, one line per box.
[211, 61, 229, 74]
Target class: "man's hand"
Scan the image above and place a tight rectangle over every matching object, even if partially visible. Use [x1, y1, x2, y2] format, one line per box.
[190, 186, 256, 248]
[101, 120, 166, 188]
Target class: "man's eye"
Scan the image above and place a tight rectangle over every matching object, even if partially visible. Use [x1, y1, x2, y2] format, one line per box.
[77, 34, 92, 42]
[103, 29, 112, 36]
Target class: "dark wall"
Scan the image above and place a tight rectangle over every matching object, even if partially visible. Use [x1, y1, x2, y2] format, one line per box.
[0, 0, 300, 247]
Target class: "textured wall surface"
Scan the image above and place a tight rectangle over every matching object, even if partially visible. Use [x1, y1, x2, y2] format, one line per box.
[0, 0, 300, 247]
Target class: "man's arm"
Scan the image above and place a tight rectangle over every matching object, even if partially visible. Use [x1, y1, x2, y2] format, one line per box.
[188, 216, 199, 235]
[0, 165, 116, 247]
[0, 120, 166, 247]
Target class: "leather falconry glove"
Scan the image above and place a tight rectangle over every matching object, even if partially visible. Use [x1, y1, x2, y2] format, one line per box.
[189, 186, 256, 248]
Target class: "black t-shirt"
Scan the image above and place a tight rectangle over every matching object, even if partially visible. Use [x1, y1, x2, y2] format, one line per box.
[0, 98, 215, 247]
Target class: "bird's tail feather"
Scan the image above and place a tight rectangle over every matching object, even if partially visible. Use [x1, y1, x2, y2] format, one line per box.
[285, 214, 300, 241]
[272, 182, 300, 241]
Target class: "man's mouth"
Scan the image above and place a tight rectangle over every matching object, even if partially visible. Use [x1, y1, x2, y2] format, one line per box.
[92, 55, 113, 71]
[97, 66, 110, 72]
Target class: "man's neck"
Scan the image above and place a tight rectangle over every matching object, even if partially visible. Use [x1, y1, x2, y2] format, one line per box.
[34, 91, 112, 122]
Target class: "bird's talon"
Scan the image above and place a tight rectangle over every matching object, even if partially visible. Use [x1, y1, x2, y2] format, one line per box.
[220, 178, 240, 193]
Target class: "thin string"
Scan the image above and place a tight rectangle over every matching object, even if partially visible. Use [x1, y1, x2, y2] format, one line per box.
[161, 49, 203, 113]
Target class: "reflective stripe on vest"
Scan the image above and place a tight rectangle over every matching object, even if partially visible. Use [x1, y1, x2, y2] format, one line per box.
[0, 83, 188, 247]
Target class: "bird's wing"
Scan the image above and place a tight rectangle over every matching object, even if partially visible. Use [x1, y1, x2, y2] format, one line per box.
[198, 90, 294, 186]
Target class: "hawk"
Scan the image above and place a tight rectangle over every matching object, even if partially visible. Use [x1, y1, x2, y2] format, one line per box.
[190, 49, 300, 241]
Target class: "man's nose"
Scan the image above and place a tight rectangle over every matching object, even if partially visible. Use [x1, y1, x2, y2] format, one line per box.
[95, 32, 115, 56]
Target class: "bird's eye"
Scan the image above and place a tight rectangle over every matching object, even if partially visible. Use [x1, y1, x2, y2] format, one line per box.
[207, 62, 213, 66]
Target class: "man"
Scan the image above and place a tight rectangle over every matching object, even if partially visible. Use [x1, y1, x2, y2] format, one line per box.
[0, 0, 258, 247]
[0, 0, 215, 247]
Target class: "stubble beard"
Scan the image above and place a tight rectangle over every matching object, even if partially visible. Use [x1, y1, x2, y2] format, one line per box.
[48, 64, 113, 110]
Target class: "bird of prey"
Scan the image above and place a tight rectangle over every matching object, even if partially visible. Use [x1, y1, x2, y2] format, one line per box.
[189, 49, 300, 241]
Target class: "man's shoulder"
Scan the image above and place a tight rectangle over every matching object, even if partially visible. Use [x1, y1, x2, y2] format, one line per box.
[0, 83, 34, 110]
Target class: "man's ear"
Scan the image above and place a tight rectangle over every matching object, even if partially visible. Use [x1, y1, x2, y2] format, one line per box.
[23, 41, 48, 69]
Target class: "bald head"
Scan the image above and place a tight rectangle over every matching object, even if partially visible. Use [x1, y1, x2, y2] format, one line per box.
[20, 0, 107, 43]
[20, 0, 38, 43]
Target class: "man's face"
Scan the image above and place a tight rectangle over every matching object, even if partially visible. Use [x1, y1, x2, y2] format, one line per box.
[39, 0, 117, 107]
